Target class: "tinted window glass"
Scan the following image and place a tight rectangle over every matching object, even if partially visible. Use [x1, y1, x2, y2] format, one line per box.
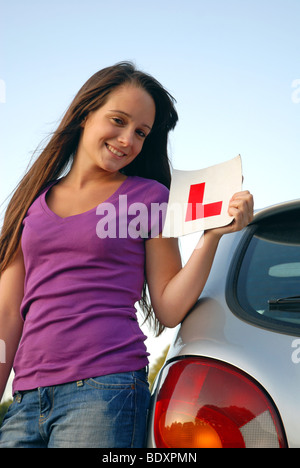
[235, 209, 300, 332]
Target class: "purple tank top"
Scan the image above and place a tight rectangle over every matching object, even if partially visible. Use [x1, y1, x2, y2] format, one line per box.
[12, 176, 169, 392]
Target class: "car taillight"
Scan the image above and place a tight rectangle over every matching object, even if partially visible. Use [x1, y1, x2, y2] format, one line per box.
[153, 357, 287, 448]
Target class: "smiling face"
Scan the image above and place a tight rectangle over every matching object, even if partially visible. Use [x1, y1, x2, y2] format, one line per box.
[75, 84, 156, 176]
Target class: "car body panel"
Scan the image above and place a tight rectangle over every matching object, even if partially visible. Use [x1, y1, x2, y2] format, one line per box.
[148, 200, 300, 448]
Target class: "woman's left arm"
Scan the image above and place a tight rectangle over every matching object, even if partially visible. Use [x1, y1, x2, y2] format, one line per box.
[145, 191, 253, 328]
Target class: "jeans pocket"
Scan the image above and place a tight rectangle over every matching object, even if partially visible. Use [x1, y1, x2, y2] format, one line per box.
[80, 372, 150, 447]
[84, 372, 135, 390]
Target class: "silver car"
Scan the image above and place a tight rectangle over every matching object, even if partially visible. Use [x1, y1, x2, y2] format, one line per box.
[147, 199, 300, 448]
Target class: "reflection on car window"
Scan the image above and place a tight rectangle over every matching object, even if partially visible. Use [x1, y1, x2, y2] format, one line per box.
[235, 209, 300, 331]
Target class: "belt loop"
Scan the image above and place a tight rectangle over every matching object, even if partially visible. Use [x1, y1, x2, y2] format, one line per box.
[76, 380, 84, 387]
[15, 392, 22, 403]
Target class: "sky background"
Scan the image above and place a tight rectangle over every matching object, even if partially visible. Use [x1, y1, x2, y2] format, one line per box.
[1, 0, 300, 399]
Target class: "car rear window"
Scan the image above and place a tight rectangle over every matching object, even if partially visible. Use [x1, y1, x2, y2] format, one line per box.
[227, 207, 300, 336]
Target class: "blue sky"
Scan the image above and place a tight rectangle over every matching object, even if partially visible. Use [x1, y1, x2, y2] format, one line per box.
[0, 0, 300, 386]
[1, 0, 299, 210]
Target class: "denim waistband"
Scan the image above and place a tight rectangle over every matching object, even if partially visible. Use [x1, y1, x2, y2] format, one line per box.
[15, 366, 149, 396]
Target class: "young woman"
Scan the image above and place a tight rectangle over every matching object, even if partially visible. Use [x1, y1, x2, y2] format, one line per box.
[0, 62, 253, 448]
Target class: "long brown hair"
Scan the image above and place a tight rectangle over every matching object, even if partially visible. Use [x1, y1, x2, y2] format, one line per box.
[0, 62, 178, 334]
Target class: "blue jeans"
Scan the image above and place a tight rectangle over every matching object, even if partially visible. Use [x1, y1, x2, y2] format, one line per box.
[0, 369, 150, 448]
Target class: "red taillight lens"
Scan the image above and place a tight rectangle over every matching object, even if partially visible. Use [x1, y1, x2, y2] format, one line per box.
[154, 358, 287, 448]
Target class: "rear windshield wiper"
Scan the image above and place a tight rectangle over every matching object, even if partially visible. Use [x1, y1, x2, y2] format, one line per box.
[268, 296, 300, 311]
